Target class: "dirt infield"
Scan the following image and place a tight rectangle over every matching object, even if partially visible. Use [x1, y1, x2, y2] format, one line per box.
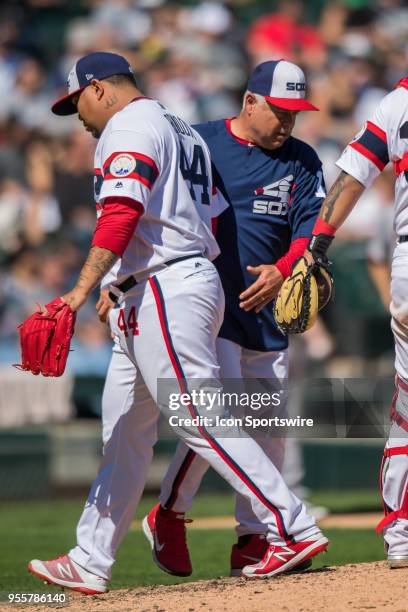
[6, 562, 408, 612]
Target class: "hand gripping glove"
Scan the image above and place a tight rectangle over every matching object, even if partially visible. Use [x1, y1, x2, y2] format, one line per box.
[15, 297, 76, 376]
[274, 256, 333, 334]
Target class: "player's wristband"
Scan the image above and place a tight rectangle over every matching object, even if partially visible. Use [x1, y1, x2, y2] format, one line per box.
[308, 218, 337, 261]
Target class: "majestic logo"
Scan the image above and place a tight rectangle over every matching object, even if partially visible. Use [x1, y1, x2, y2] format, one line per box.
[286, 82, 306, 91]
[114, 181, 123, 188]
[110, 153, 136, 177]
[253, 175, 293, 216]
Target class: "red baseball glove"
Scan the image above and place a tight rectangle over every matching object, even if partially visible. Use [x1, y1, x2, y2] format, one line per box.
[15, 297, 76, 377]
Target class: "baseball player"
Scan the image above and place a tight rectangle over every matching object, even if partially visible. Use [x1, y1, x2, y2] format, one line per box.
[143, 60, 327, 577]
[304, 77, 408, 567]
[27, 52, 328, 594]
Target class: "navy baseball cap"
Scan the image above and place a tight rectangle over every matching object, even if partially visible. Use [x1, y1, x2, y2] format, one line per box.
[247, 60, 318, 111]
[52, 51, 135, 116]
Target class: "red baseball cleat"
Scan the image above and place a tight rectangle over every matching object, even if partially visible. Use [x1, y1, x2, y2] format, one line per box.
[28, 555, 107, 595]
[242, 536, 329, 579]
[142, 503, 192, 576]
[230, 534, 312, 577]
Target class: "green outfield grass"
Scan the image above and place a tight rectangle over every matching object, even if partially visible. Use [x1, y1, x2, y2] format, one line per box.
[0, 493, 384, 592]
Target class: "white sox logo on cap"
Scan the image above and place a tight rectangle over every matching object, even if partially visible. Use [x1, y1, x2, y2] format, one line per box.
[247, 60, 319, 111]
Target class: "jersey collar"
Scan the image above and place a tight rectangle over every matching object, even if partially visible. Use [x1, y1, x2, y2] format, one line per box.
[225, 118, 256, 147]
[129, 96, 153, 104]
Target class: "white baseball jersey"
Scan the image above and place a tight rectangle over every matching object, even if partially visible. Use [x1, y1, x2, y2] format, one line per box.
[338, 80, 408, 557]
[336, 81, 408, 236]
[93, 98, 228, 287]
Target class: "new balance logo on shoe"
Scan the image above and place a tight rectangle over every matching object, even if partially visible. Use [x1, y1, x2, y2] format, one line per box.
[27, 555, 108, 594]
[242, 536, 329, 579]
[56, 562, 74, 579]
[272, 546, 295, 562]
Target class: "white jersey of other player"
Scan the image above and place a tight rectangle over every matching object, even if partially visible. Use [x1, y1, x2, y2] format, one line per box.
[337, 80, 408, 236]
[93, 98, 227, 286]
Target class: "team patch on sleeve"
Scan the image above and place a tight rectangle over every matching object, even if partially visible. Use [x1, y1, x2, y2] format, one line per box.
[349, 121, 389, 171]
[103, 151, 159, 189]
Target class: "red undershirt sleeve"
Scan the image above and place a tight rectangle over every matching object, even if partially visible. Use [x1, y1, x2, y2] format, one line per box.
[275, 237, 309, 279]
[91, 196, 144, 257]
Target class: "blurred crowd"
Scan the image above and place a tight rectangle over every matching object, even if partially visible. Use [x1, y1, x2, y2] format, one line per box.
[0, 0, 406, 380]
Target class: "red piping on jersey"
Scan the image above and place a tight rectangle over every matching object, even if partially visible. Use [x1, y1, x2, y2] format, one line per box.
[225, 118, 255, 146]
[366, 120, 387, 143]
[349, 141, 386, 171]
[275, 237, 309, 279]
[91, 196, 144, 256]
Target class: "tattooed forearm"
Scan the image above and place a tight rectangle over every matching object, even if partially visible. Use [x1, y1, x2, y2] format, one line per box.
[104, 94, 118, 109]
[321, 172, 347, 223]
[76, 246, 118, 294]
[319, 171, 365, 228]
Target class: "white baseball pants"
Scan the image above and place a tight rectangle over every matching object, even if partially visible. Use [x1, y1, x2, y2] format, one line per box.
[379, 242, 408, 556]
[68, 257, 320, 579]
[159, 337, 289, 536]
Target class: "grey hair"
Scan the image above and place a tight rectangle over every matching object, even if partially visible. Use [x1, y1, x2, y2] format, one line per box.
[242, 90, 267, 110]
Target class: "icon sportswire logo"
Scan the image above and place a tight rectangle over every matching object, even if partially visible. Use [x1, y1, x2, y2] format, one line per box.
[253, 175, 293, 216]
